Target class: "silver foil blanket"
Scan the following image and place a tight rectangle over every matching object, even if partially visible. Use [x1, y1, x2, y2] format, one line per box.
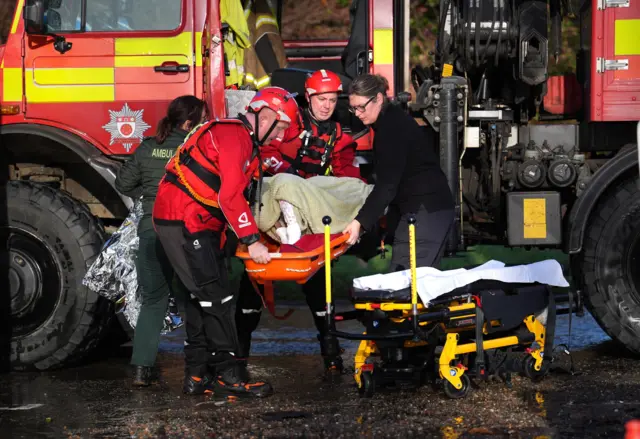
[82, 199, 183, 334]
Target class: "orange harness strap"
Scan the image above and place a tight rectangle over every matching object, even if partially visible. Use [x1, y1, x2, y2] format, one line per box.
[250, 279, 295, 321]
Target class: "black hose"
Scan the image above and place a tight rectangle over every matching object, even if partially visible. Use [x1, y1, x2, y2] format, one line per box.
[438, 0, 452, 62]
[494, 0, 504, 65]
[464, 0, 471, 68]
[480, 0, 498, 66]
[474, 0, 481, 67]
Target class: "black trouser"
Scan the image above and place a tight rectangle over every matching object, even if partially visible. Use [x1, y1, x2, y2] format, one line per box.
[235, 268, 330, 358]
[155, 222, 240, 377]
[388, 204, 455, 272]
[131, 221, 180, 367]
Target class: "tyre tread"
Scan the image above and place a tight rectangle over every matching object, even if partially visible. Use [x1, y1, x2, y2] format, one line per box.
[8, 181, 113, 370]
[576, 177, 640, 355]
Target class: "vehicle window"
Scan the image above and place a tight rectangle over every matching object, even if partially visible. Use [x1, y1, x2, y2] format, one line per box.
[0, 0, 18, 44]
[47, 0, 182, 33]
[280, 0, 350, 40]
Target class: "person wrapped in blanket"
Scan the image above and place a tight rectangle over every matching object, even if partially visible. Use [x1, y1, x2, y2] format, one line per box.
[236, 69, 368, 375]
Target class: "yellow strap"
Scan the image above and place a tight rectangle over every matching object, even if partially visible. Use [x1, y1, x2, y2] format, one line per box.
[255, 75, 271, 88]
[243, 0, 252, 19]
[256, 15, 278, 30]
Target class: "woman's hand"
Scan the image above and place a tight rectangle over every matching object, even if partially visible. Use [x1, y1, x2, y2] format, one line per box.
[343, 219, 362, 245]
[248, 241, 272, 264]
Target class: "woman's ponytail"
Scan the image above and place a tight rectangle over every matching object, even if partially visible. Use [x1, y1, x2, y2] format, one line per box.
[154, 95, 208, 144]
[155, 116, 173, 144]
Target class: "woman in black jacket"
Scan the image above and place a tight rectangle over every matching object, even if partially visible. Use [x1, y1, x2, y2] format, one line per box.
[343, 74, 455, 271]
[115, 95, 207, 387]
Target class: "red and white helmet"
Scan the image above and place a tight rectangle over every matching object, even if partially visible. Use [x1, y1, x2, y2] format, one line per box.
[247, 86, 300, 124]
[305, 69, 343, 97]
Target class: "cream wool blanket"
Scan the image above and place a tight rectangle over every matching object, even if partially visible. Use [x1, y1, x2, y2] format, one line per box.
[255, 174, 374, 241]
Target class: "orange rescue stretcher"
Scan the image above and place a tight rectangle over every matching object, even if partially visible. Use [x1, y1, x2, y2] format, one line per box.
[235, 219, 350, 319]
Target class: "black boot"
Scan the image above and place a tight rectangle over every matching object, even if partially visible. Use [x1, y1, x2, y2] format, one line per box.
[214, 362, 273, 398]
[132, 365, 157, 387]
[318, 334, 345, 374]
[207, 358, 251, 382]
[324, 355, 345, 374]
[183, 373, 216, 395]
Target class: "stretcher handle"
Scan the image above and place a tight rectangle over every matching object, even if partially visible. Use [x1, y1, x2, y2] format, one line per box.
[323, 216, 332, 311]
[408, 215, 419, 333]
[236, 232, 351, 260]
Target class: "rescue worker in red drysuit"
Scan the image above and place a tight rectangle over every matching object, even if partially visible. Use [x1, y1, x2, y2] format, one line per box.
[152, 86, 299, 398]
[235, 70, 364, 375]
[261, 69, 363, 180]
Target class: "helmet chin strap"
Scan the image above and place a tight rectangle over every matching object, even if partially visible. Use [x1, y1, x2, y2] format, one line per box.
[306, 93, 319, 122]
[245, 111, 278, 146]
[306, 92, 336, 124]
[257, 119, 278, 146]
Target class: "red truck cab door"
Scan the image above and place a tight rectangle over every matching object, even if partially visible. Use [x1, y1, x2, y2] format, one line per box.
[590, 0, 640, 122]
[22, 0, 197, 156]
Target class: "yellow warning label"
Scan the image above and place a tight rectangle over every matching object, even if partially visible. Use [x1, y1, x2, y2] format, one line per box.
[523, 198, 547, 239]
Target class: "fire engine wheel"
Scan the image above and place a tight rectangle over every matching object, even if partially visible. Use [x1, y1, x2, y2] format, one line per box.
[6, 181, 112, 370]
[576, 177, 640, 355]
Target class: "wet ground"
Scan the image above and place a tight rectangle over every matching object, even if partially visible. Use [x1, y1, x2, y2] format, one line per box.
[1, 302, 640, 439]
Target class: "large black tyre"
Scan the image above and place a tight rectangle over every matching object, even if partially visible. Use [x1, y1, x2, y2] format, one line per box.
[574, 177, 640, 355]
[6, 181, 113, 370]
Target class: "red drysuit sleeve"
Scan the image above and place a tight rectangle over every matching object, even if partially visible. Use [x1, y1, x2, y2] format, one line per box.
[213, 128, 261, 244]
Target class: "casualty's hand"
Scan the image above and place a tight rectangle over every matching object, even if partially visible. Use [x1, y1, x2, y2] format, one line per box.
[343, 219, 361, 246]
[248, 241, 272, 264]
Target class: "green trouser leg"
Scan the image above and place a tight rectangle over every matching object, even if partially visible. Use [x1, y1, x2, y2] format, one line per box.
[130, 220, 175, 367]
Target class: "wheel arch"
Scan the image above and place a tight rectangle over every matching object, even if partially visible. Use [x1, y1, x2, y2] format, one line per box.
[0, 123, 132, 218]
[565, 145, 638, 254]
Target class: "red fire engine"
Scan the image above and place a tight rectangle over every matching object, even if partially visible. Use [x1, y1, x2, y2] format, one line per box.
[1, 0, 640, 371]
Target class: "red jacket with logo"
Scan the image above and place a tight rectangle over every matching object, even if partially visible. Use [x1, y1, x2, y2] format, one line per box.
[152, 119, 261, 244]
[261, 111, 363, 181]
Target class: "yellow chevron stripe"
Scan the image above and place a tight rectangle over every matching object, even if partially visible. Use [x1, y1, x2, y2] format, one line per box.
[11, 0, 25, 34]
[373, 29, 393, 66]
[3, 68, 23, 102]
[115, 32, 193, 57]
[195, 31, 203, 67]
[115, 32, 194, 68]
[33, 67, 114, 85]
[25, 69, 114, 103]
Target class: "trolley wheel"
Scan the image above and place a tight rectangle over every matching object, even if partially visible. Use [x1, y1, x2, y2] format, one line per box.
[358, 371, 375, 398]
[443, 374, 471, 399]
[523, 356, 550, 382]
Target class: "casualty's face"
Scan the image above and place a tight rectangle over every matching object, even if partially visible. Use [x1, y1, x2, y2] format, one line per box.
[309, 92, 338, 122]
[349, 93, 382, 126]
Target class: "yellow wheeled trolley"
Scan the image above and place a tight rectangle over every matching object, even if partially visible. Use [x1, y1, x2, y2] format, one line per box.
[320, 215, 559, 399]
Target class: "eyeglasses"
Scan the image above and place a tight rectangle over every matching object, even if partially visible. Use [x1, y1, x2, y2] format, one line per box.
[348, 96, 376, 114]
